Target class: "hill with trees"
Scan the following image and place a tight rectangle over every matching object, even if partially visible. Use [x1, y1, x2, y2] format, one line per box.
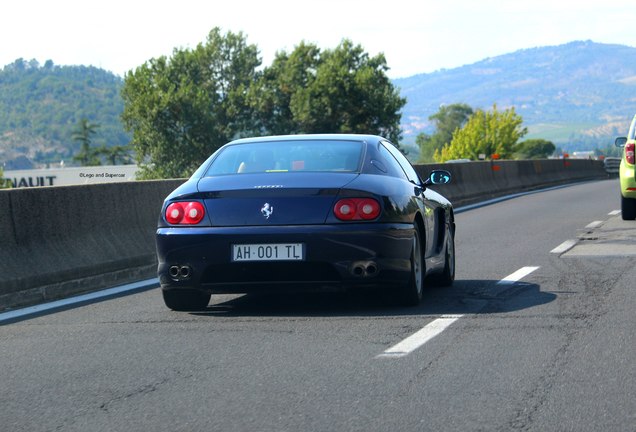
[395, 40, 636, 152]
[0, 59, 127, 168]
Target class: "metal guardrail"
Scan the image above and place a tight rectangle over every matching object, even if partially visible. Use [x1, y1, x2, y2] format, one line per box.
[603, 157, 621, 177]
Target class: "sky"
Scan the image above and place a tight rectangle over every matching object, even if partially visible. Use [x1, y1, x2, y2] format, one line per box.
[2, 0, 636, 79]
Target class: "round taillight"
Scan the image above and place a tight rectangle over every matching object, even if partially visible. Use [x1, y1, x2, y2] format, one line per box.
[358, 199, 381, 220]
[334, 198, 381, 221]
[165, 203, 184, 224]
[183, 202, 205, 224]
[334, 199, 357, 220]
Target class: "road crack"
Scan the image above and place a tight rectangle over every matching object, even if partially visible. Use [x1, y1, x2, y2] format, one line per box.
[501, 257, 624, 431]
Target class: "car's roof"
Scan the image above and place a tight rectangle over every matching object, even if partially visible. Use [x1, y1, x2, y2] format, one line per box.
[226, 134, 386, 146]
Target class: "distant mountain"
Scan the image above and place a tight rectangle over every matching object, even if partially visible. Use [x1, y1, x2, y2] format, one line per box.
[0, 59, 127, 168]
[395, 40, 636, 149]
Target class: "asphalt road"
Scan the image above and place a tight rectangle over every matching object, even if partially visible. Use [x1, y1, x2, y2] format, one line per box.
[2, 178, 636, 432]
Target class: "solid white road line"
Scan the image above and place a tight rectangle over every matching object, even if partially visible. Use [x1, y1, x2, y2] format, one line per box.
[551, 239, 578, 254]
[0, 278, 158, 324]
[377, 267, 540, 358]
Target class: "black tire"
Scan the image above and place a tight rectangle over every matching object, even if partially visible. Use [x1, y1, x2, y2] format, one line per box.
[162, 289, 211, 311]
[622, 195, 636, 220]
[430, 226, 455, 287]
[400, 223, 424, 306]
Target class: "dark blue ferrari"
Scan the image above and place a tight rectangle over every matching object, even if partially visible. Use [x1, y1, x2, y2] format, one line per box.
[156, 134, 454, 311]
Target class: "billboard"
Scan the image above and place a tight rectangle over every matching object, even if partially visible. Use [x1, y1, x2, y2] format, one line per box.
[3, 165, 139, 188]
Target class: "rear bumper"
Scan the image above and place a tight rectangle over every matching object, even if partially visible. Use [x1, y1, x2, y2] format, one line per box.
[620, 162, 636, 198]
[156, 223, 415, 294]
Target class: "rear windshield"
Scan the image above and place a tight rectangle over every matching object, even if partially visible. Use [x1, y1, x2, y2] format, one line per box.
[204, 140, 363, 176]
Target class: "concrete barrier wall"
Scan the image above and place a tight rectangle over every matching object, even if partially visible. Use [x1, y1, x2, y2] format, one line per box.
[415, 159, 606, 207]
[0, 159, 606, 311]
[0, 180, 184, 310]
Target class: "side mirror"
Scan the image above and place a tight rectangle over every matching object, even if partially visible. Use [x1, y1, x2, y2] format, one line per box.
[426, 170, 452, 185]
[615, 137, 627, 147]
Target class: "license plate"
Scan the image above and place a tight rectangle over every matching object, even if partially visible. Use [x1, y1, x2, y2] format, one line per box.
[232, 243, 305, 262]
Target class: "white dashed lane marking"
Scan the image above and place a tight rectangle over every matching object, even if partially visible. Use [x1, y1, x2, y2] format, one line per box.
[551, 239, 578, 254]
[585, 221, 604, 229]
[496, 266, 540, 285]
[376, 315, 463, 359]
[377, 267, 540, 359]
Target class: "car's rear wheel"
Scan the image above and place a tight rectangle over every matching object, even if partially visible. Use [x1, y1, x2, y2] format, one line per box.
[162, 289, 211, 311]
[400, 223, 424, 306]
[621, 195, 636, 220]
[430, 226, 455, 287]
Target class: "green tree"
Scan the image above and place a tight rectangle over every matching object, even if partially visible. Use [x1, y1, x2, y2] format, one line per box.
[121, 28, 261, 179]
[435, 104, 527, 162]
[513, 139, 556, 159]
[250, 42, 321, 136]
[417, 103, 473, 162]
[122, 31, 408, 179]
[72, 118, 102, 166]
[96, 144, 134, 165]
[0, 166, 12, 188]
[252, 39, 406, 147]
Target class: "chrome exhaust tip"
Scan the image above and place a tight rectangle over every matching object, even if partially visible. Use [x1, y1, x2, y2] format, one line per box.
[350, 261, 379, 278]
[169, 266, 180, 279]
[169, 265, 192, 280]
[179, 265, 191, 279]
